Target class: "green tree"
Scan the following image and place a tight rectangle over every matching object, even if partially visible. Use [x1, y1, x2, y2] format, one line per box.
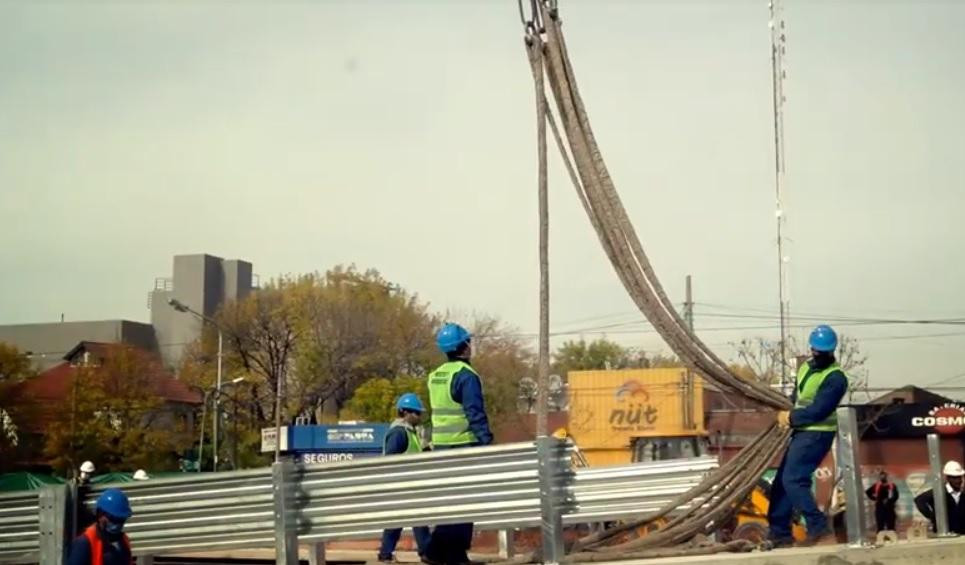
[341, 376, 428, 423]
[553, 337, 675, 376]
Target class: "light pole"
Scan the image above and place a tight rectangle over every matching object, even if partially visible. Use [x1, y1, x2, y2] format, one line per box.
[169, 298, 224, 471]
[192, 376, 245, 472]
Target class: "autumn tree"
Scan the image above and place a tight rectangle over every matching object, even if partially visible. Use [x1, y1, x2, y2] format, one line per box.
[0, 343, 38, 472]
[291, 267, 438, 421]
[466, 315, 535, 423]
[43, 346, 191, 474]
[731, 335, 869, 396]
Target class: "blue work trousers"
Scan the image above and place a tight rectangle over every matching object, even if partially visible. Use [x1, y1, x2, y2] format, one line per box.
[767, 430, 835, 539]
[379, 526, 431, 560]
[424, 443, 479, 564]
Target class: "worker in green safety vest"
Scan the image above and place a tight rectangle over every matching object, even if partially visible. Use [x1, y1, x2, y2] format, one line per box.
[378, 393, 430, 562]
[767, 324, 849, 548]
[422, 322, 492, 565]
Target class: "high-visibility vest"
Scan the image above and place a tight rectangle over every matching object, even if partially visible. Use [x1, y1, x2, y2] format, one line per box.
[82, 524, 132, 565]
[428, 361, 479, 446]
[794, 361, 847, 432]
[384, 421, 422, 454]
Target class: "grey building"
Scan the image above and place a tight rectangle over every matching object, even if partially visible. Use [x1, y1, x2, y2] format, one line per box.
[0, 320, 157, 371]
[0, 253, 255, 371]
[149, 254, 255, 368]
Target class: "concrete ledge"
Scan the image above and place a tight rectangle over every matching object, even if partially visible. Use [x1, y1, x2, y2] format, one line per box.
[611, 536, 965, 565]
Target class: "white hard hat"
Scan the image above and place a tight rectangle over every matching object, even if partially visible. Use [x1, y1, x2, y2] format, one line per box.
[943, 461, 965, 477]
[80, 461, 95, 474]
[132, 469, 149, 481]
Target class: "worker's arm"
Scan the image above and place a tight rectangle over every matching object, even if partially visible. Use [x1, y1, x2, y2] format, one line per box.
[890, 485, 900, 503]
[915, 489, 936, 521]
[67, 536, 91, 565]
[865, 485, 876, 501]
[452, 369, 494, 445]
[789, 371, 848, 427]
[383, 427, 409, 455]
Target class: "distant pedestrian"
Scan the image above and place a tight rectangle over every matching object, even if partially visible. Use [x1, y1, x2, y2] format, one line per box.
[866, 470, 899, 531]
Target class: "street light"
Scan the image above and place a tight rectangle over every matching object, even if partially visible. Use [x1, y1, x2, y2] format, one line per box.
[193, 376, 245, 472]
[169, 298, 224, 471]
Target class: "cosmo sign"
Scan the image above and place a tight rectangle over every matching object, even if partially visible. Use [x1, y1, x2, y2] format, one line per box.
[911, 403, 965, 435]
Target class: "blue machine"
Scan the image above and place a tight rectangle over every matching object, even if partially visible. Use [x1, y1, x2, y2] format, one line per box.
[286, 423, 389, 465]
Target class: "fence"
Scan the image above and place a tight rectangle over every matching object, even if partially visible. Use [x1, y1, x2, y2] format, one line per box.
[0, 439, 717, 565]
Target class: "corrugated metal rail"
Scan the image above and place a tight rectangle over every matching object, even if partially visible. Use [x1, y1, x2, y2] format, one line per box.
[0, 440, 719, 563]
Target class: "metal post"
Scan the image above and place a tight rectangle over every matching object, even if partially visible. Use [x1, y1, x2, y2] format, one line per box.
[498, 529, 515, 559]
[927, 433, 952, 537]
[307, 542, 326, 565]
[140, 556, 155, 565]
[836, 406, 868, 546]
[214, 329, 223, 471]
[272, 460, 298, 565]
[38, 484, 69, 565]
[536, 437, 564, 564]
[197, 390, 208, 472]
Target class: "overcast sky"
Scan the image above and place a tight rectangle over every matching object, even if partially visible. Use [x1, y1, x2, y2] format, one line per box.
[1, 1, 963, 393]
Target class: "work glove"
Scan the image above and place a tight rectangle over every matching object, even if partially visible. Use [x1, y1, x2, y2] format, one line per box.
[776, 410, 791, 428]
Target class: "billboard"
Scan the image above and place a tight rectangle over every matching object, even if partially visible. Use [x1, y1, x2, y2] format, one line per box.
[568, 368, 704, 449]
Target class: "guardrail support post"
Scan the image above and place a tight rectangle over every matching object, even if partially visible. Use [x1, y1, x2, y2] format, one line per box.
[498, 529, 515, 559]
[307, 542, 326, 565]
[537, 437, 564, 564]
[38, 484, 69, 565]
[272, 460, 299, 565]
[927, 433, 953, 537]
[140, 555, 155, 564]
[836, 406, 868, 547]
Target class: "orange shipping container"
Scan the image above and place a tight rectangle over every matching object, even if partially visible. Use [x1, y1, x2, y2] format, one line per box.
[568, 369, 704, 450]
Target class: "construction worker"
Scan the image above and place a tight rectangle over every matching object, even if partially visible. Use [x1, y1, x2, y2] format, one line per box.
[79, 461, 96, 485]
[68, 488, 134, 565]
[914, 461, 965, 534]
[767, 325, 848, 547]
[379, 393, 431, 563]
[866, 470, 899, 532]
[423, 323, 493, 565]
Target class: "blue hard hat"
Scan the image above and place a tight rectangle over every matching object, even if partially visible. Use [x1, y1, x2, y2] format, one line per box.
[95, 488, 133, 520]
[809, 325, 838, 353]
[396, 393, 425, 413]
[436, 323, 471, 353]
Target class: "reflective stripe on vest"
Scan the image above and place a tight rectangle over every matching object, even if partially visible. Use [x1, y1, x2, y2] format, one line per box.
[428, 361, 479, 446]
[384, 422, 422, 454]
[83, 524, 133, 565]
[794, 361, 847, 432]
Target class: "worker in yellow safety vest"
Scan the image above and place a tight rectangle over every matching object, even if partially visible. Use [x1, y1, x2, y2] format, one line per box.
[379, 393, 431, 562]
[768, 325, 848, 548]
[422, 323, 492, 565]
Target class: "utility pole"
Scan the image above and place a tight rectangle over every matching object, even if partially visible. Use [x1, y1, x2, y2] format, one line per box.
[683, 275, 695, 429]
[769, 0, 791, 394]
[530, 30, 550, 438]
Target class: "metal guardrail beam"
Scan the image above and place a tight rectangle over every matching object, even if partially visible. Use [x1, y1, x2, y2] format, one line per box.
[1, 441, 725, 563]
